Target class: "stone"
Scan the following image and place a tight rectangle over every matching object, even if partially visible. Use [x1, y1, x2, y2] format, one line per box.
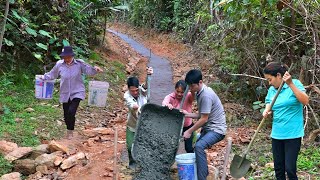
[82, 127, 114, 137]
[48, 141, 69, 154]
[34, 144, 49, 153]
[36, 165, 49, 175]
[14, 159, 36, 175]
[0, 172, 21, 180]
[26, 171, 42, 180]
[5, 147, 33, 162]
[265, 162, 274, 169]
[0, 140, 18, 155]
[28, 144, 49, 159]
[25, 108, 35, 112]
[35, 152, 62, 168]
[60, 152, 86, 170]
[54, 156, 63, 166]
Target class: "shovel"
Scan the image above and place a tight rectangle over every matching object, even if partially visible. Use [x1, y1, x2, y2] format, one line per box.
[230, 64, 293, 178]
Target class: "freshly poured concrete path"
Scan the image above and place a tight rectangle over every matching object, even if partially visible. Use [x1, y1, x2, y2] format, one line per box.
[107, 29, 174, 105]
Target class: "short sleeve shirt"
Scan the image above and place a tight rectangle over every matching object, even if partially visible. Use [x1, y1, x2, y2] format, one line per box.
[265, 79, 305, 139]
[197, 84, 227, 135]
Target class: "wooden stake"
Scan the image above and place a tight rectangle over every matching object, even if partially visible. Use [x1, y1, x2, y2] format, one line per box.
[113, 127, 118, 180]
[221, 137, 233, 180]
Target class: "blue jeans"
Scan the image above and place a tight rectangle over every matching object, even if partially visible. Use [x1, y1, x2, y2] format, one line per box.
[195, 130, 225, 180]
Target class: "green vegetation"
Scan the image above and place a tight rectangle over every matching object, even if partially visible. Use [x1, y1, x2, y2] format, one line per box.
[125, 0, 319, 106]
[0, 155, 13, 176]
[297, 146, 320, 176]
[0, 73, 63, 146]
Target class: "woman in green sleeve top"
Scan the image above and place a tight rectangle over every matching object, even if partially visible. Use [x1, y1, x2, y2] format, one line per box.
[263, 62, 309, 180]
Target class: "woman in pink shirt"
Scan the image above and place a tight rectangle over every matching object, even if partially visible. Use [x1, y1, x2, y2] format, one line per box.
[162, 80, 195, 153]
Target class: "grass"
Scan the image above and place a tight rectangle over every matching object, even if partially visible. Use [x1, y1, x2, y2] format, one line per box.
[0, 52, 127, 176]
[0, 81, 63, 146]
[0, 155, 13, 175]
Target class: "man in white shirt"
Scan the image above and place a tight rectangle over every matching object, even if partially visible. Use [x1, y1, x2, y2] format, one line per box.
[124, 67, 153, 169]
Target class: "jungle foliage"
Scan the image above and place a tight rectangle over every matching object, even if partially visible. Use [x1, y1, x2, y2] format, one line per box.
[0, 0, 125, 77]
[125, 0, 320, 122]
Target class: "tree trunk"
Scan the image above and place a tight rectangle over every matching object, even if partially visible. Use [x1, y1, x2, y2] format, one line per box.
[0, 0, 10, 53]
[289, 0, 296, 65]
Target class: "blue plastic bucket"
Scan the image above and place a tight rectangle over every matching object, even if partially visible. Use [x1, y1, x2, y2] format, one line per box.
[35, 75, 55, 99]
[175, 153, 197, 180]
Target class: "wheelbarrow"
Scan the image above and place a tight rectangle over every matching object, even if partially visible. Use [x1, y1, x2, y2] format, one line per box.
[131, 85, 189, 178]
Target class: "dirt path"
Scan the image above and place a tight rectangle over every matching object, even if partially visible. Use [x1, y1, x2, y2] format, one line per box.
[56, 23, 255, 180]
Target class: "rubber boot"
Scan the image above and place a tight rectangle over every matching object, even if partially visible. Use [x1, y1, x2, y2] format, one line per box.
[128, 150, 137, 170]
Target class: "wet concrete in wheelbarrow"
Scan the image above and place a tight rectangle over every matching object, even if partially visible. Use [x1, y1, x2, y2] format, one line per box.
[107, 29, 174, 105]
[132, 104, 184, 180]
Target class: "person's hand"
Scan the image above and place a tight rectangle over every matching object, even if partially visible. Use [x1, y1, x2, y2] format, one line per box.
[147, 67, 153, 75]
[133, 104, 139, 110]
[183, 130, 192, 139]
[37, 75, 44, 80]
[94, 66, 103, 72]
[165, 104, 174, 110]
[263, 109, 272, 118]
[282, 71, 292, 85]
[180, 109, 188, 115]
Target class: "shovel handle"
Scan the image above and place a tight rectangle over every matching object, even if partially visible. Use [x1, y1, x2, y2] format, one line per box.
[147, 74, 151, 103]
[241, 63, 293, 159]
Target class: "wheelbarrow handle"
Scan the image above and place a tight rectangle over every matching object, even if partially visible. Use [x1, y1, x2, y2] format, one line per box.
[179, 85, 189, 140]
[179, 85, 189, 109]
[240, 63, 294, 165]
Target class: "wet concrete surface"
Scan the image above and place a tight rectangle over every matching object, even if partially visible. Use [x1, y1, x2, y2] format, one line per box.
[107, 29, 174, 105]
[132, 104, 183, 180]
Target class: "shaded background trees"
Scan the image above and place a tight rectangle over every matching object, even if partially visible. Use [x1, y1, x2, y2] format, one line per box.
[1, 0, 319, 128]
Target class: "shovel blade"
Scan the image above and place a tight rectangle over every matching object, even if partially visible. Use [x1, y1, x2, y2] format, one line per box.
[230, 155, 252, 178]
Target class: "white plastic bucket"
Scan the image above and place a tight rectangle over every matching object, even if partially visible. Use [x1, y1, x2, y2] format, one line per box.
[88, 81, 109, 107]
[35, 75, 55, 99]
[175, 153, 197, 180]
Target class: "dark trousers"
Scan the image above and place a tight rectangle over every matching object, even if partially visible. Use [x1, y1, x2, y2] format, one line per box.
[272, 138, 301, 180]
[183, 123, 194, 153]
[62, 98, 81, 130]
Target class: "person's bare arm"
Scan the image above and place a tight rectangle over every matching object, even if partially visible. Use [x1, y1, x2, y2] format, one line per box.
[183, 114, 209, 139]
[283, 72, 309, 105]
